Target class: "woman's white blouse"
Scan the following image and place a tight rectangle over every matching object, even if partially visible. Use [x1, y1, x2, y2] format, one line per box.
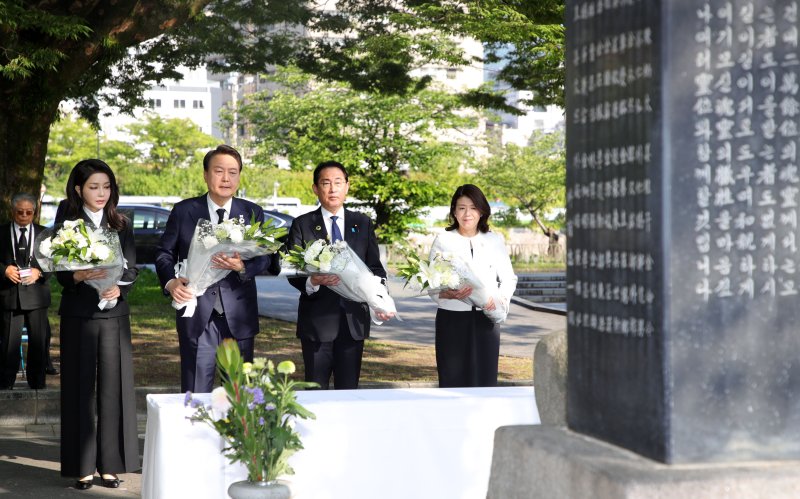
[429, 230, 518, 312]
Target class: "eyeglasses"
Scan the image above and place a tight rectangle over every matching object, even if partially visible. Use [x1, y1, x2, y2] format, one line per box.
[15, 210, 34, 216]
[319, 180, 346, 189]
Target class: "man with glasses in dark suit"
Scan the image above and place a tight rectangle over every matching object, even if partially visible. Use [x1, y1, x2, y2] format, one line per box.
[0, 193, 52, 389]
[287, 161, 393, 389]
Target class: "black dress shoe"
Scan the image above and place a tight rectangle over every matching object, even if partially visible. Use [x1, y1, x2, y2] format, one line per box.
[46, 367, 59, 375]
[75, 479, 93, 490]
[101, 476, 120, 488]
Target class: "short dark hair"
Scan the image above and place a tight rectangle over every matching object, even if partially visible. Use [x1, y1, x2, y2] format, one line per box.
[446, 184, 491, 233]
[313, 160, 349, 185]
[203, 145, 243, 171]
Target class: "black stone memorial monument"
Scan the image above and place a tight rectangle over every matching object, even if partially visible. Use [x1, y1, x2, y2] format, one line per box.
[566, 0, 800, 464]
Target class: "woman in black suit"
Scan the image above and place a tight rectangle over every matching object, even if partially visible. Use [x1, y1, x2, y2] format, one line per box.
[56, 159, 139, 490]
[429, 184, 518, 387]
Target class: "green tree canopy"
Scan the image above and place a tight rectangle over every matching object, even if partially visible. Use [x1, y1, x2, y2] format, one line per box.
[481, 130, 566, 245]
[232, 69, 476, 242]
[122, 115, 218, 172]
[1, 0, 564, 221]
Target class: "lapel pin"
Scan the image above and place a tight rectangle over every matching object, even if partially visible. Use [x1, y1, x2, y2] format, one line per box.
[315, 225, 322, 231]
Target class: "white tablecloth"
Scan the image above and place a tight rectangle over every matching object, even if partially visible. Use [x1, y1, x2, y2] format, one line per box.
[142, 386, 539, 499]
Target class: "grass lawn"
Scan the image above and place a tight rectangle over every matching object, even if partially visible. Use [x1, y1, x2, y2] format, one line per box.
[45, 269, 532, 389]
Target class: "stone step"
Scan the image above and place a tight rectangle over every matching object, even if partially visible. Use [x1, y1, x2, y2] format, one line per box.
[514, 288, 567, 297]
[516, 280, 567, 289]
[515, 295, 566, 303]
[517, 272, 566, 282]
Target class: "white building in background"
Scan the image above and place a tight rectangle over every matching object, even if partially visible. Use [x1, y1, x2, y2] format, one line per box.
[484, 50, 565, 147]
[99, 66, 230, 141]
[93, 35, 563, 152]
[493, 90, 565, 147]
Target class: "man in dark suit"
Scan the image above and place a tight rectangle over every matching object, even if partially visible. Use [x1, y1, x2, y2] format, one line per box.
[0, 193, 51, 389]
[155, 145, 272, 393]
[287, 161, 392, 389]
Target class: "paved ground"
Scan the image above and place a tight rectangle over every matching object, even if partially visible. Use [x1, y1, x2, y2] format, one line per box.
[0, 422, 144, 497]
[257, 273, 566, 359]
[0, 273, 565, 496]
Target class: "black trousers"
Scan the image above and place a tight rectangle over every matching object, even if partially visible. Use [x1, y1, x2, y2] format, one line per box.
[435, 308, 500, 388]
[60, 315, 139, 478]
[301, 314, 364, 390]
[178, 312, 254, 393]
[0, 307, 48, 389]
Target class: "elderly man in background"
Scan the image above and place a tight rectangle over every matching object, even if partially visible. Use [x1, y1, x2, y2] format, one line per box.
[0, 193, 52, 389]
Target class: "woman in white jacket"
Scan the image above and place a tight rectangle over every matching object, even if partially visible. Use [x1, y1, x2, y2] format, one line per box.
[429, 184, 517, 387]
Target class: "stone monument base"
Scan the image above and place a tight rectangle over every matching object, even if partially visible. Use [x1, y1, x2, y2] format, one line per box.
[487, 425, 800, 498]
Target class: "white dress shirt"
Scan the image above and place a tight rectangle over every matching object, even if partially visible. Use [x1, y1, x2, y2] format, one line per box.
[83, 205, 104, 227]
[305, 207, 345, 295]
[428, 230, 518, 312]
[12, 222, 33, 266]
[206, 195, 233, 224]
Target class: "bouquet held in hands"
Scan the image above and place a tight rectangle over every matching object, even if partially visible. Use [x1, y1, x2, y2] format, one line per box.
[35, 219, 125, 310]
[173, 215, 286, 317]
[397, 248, 509, 323]
[284, 239, 397, 324]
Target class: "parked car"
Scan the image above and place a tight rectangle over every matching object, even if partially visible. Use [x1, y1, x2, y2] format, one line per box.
[262, 209, 294, 232]
[118, 204, 171, 265]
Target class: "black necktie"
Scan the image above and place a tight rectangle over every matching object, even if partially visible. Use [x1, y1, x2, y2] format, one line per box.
[330, 216, 343, 242]
[17, 227, 28, 266]
[213, 209, 226, 314]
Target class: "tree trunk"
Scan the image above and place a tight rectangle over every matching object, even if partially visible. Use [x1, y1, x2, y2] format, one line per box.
[0, 0, 212, 222]
[528, 209, 560, 257]
[373, 203, 392, 243]
[0, 98, 60, 223]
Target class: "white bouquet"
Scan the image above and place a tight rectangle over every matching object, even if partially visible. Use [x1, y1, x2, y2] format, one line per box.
[284, 239, 397, 324]
[398, 249, 508, 323]
[173, 216, 287, 317]
[35, 219, 126, 310]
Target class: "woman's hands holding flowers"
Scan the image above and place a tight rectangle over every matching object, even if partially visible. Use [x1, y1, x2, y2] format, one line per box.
[100, 285, 120, 301]
[73, 268, 108, 283]
[439, 286, 473, 300]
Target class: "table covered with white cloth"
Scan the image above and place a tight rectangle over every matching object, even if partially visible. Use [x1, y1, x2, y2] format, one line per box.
[141, 386, 539, 499]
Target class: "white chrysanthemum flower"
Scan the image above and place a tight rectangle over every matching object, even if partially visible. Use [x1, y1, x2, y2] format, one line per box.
[202, 235, 219, 249]
[90, 243, 111, 262]
[445, 271, 461, 288]
[229, 227, 244, 243]
[318, 248, 333, 272]
[87, 228, 108, 245]
[210, 386, 231, 420]
[304, 240, 325, 263]
[39, 238, 53, 258]
[429, 271, 443, 289]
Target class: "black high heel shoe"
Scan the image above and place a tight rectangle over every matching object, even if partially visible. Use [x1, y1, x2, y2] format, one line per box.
[101, 474, 120, 488]
[75, 478, 93, 490]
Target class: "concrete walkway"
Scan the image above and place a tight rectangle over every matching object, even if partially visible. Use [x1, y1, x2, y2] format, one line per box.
[256, 274, 566, 359]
